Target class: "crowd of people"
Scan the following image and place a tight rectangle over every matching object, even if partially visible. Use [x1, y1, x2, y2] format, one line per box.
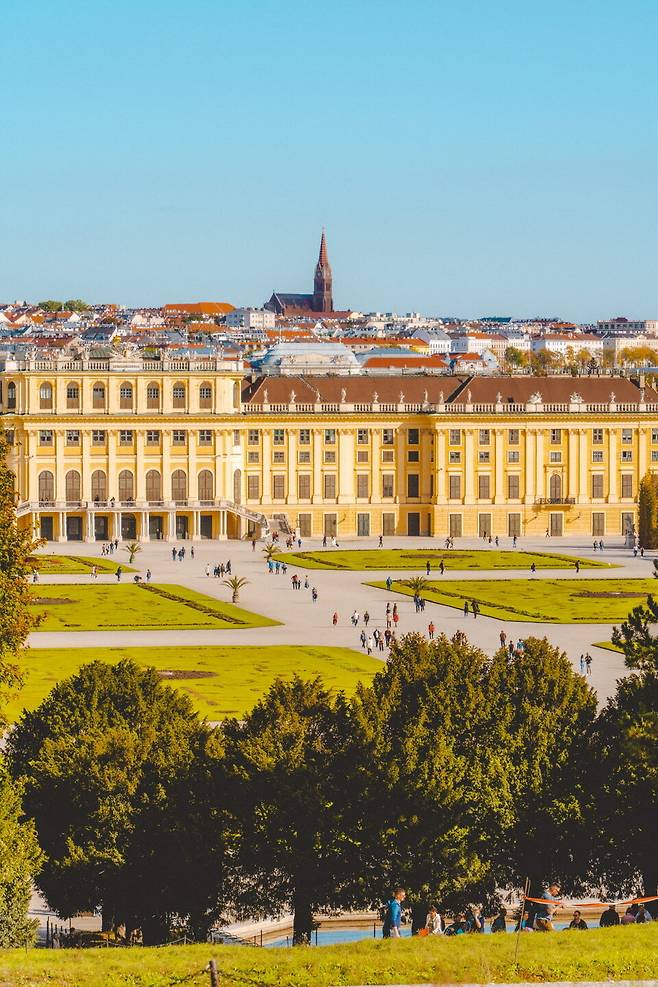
[382, 884, 657, 938]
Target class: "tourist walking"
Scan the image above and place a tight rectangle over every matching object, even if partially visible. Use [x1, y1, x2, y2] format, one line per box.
[585, 653, 592, 675]
[464, 600, 469, 617]
[471, 600, 479, 619]
[428, 621, 435, 640]
[116, 566, 122, 582]
[439, 560, 445, 574]
[382, 888, 406, 939]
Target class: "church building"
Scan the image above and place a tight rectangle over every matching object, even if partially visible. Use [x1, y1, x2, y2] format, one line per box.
[265, 230, 337, 317]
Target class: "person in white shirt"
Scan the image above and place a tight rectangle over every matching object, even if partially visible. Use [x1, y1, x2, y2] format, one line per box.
[425, 906, 443, 935]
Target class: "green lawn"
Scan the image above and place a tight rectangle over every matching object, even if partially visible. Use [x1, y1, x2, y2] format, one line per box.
[0, 925, 656, 986]
[593, 641, 623, 653]
[7, 645, 378, 722]
[33, 554, 135, 574]
[30, 584, 277, 632]
[277, 548, 611, 571]
[368, 577, 656, 623]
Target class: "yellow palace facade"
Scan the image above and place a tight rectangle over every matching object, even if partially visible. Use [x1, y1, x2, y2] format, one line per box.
[1, 352, 655, 543]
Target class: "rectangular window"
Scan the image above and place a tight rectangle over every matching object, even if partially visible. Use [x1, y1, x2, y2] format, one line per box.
[449, 451, 461, 464]
[591, 474, 604, 498]
[172, 430, 186, 446]
[273, 428, 285, 445]
[146, 430, 160, 445]
[382, 512, 395, 536]
[233, 430, 240, 446]
[273, 450, 285, 463]
[508, 429, 520, 445]
[508, 450, 520, 463]
[357, 450, 369, 463]
[324, 450, 336, 464]
[273, 475, 285, 499]
[652, 429, 658, 444]
[593, 428, 604, 444]
[324, 428, 336, 444]
[39, 430, 53, 446]
[119, 430, 133, 446]
[592, 450, 604, 462]
[381, 450, 394, 463]
[407, 474, 419, 498]
[247, 475, 260, 499]
[479, 451, 490, 463]
[299, 429, 310, 444]
[382, 428, 394, 445]
[652, 450, 658, 462]
[449, 475, 461, 499]
[449, 429, 461, 445]
[92, 430, 105, 445]
[247, 451, 260, 463]
[592, 512, 605, 536]
[449, 513, 462, 537]
[508, 474, 520, 499]
[357, 428, 369, 444]
[298, 474, 311, 499]
[550, 428, 561, 444]
[550, 451, 562, 463]
[324, 474, 337, 499]
[357, 513, 370, 536]
[66, 430, 80, 447]
[199, 430, 212, 446]
[408, 428, 419, 445]
[478, 475, 491, 499]
[248, 429, 259, 445]
[508, 513, 521, 537]
[382, 474, 394, 498]
[621, 474, 633, 498]
[408, 450, 419, 462]
[622, 428, 632, 443]
[479, 429, 490, 445]
[357, 474, 369, 498]
[298, 450, 311, 464]
[298, 513, 312, 537]
[621, 450, 633, 462]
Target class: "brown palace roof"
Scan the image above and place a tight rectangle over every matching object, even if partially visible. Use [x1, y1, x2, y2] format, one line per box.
[242, 374, 657, 406]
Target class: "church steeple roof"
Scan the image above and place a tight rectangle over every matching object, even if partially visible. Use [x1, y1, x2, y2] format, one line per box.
[317, 228, 330, 270]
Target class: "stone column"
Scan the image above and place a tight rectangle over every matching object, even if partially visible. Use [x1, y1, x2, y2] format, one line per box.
[535, 429, 545, 500]
[608, 429, 618, 502]
[435, 429, 446, 503]
[85, 511, 95, 543]
[494, 428, 504, 503]
[578, 429, 588, 503]
[568, 429, 578, 501]
[524, 429, 535, 503]
[261, 430, 272, 502]
[464, 429, 475, 501]
[338, 430, 355, 504]
[312, 428, 322, 503]
[287, 429, 297, 505]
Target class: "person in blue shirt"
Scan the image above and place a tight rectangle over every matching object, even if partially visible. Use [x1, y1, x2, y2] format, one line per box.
[382, 888, 406, 938]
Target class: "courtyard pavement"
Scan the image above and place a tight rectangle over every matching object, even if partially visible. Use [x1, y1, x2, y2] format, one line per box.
[29, 535, 656, 703]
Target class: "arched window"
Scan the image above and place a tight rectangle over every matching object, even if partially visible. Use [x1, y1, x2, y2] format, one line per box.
[65, 470, 81, 503]
[119, 383, 133, 409]
[233, 468, 242, 504]
[39, 382, 53, 409]
[146, 469, 162, 501]
[91, 470, 107, 502]
[549, 473, 562, 501]
[146, 382, 160, 409]
[199, 382, 212, 409]
[233, 381, 241, 410]
[7, 381, 16, 409]
[198, 469, 213, 501]
[172, 382, 186, 409]
[172, 469, 187, 502]
[118, 470, 134, 501]
[66, 382, 80, 408]
[92, 383, 106, 409]
[38, 471, 54, 503]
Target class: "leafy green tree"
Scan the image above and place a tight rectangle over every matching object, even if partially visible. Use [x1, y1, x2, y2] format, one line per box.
[638, 473, 658, 548]
[0, 429, 41, 722]
[504, 346, 525, 368]
[0, 765, 42, 947]
[351, 633, 508, 911]
[63, 299, 90, 312]
[8, 660, 226, 944]
[222, 676, 364, 944]
[483, 637, 597, 895]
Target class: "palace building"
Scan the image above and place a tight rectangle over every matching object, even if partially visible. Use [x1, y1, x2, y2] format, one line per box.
[0, 353, 654, 543]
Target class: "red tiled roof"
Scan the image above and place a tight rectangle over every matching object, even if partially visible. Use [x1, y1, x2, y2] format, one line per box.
[163, 302, 235, 315]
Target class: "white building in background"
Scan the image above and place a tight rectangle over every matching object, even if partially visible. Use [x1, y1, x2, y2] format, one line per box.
[601, 333, 658, 363]
[409, 328, 452, 354]
[531, 334, 604, 358]
[597, 318, 658, 335]
[225, 308, 276, 331]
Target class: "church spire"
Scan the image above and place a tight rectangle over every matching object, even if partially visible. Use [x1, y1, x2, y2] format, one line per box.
[313, 228, 333, 312]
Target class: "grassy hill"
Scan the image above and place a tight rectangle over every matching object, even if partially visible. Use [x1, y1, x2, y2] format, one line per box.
[1, 924, 656, 986]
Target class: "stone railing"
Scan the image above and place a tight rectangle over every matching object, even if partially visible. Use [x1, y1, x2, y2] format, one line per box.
[1, 356, 242, 373]
[242, 400, 658, 415]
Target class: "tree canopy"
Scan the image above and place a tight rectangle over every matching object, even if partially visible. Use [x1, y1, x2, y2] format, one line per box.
[8, 660, 225, 944]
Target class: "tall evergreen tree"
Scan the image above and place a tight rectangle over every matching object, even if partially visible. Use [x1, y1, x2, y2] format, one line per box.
[638, 472, 658, 548]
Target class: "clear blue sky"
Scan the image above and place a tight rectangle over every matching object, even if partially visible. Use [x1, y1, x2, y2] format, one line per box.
[2, 0, 657, 320]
